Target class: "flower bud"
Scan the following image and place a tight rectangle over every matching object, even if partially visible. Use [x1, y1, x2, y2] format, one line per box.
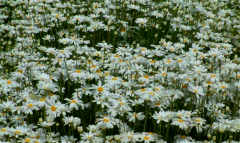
[114, 135, 121, 141]
[77, 126, 83, 133]
[212, 136, 216, 141]
[219, 126, 225, 133]
[207, 133, 211, 139]
[226, 106, 230, 112]
[39, 118, 43, 122]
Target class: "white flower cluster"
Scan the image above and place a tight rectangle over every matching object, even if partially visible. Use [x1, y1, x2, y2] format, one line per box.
[0, 0, 240, 142]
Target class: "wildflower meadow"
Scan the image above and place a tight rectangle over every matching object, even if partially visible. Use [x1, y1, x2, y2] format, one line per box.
[0, 0, 240, 142]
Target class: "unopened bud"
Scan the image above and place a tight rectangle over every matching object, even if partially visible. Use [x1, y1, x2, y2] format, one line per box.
[207, 133, 211, 139]
[212, 136, 216, 141]
[39, 118, 43, 122]
[77, 126, 83, 133]
[219, 126, 225, 133]
[226, 106, 230, 112]
[114, 135, 121, 141]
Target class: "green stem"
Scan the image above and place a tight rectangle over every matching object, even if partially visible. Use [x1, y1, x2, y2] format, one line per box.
[143, 101, 148, 132]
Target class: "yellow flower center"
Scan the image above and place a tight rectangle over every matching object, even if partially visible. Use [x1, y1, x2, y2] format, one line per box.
[205, 80, 211, 84]
[193, 89, 198, 93]
[181, 135, 186, 139]
[39, 98, 46, 101]
[141, 48, 146, 51]
[141, 88, 146, 92]
[178, 59, 183, 63]
[149, 132, 154, 135]
[28, 104, 33, 108]
[103, 118, 110, 122]
[25, 138, 31, 142]
[144, 75, 149, 79]
[178, 119, 184, 123]
[112, 77, 118, 80]
[70, 100, 77, 103]
[7, 80, 12, 84]
[210, 74, 216, 77]
[163, 43, 168, 47]
[149, 92, 155, 96]
[55, 14, 60, 18]
[120, 28, 125, 32]
[114, 54, 120, 58]
[133, 113, 138, 117]
[18, 70, 23, 73]
[162, 72, 167, 76]
[76, 70, 82, 73]
[98, 87, 104, 92]
[150, 60, 155, 63]
[51, 105, 57, 111]
[14, 130, 21, 134]
[221, 85, 226, 89]
[1, 129, 7, 132]
[155, 87, 160, 91]
[143, 136, 149, 140]
[119, 102, 124, 105]
[182, 84, 187, 88]
[195, 119, 202, 122]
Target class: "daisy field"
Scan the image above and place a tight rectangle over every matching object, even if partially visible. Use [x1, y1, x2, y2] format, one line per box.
[0, 0, 240, 142]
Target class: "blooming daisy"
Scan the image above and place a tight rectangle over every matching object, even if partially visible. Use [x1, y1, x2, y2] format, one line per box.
[127, 112, 145, 122]
[135, 18, 148, 27]
[188, 84, 205, 98]
[96, 115, 116, 129]
[171, 118, 190, 130]
[138, 132, 155, 143]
